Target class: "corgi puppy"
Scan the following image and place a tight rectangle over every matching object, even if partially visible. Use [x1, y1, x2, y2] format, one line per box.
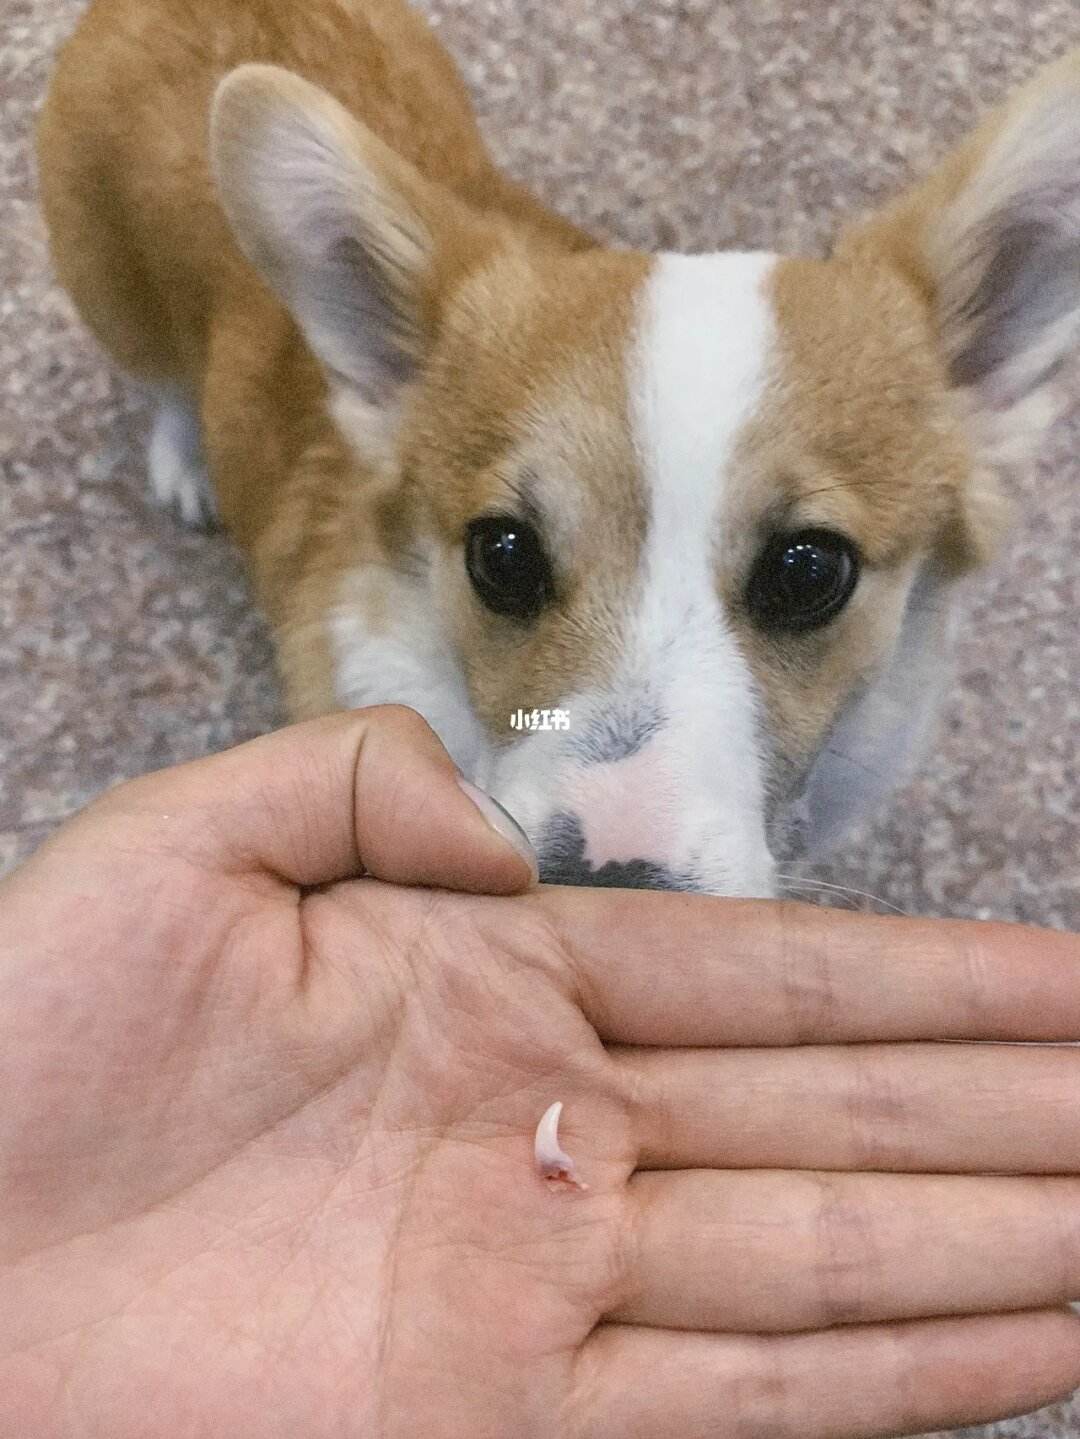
[37, 0, 1080, 894]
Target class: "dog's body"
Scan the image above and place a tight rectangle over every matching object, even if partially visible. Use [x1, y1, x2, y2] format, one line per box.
[38, 0, 1080, 893]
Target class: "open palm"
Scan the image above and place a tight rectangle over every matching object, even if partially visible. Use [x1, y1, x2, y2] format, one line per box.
[3, 708, 1080, 1439]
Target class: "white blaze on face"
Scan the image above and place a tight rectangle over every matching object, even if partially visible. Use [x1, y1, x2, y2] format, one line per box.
[624, 253, 788, 892]
[486, 252, 782, 895]
[590, 250, 780, 893]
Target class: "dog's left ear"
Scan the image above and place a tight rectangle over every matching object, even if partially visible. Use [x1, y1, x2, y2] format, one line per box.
[841, 50, 1080, 473]
[210, 64, 490, 467]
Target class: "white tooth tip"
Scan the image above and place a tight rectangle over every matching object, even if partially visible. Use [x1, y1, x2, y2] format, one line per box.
[534, 1101, 588, 1190]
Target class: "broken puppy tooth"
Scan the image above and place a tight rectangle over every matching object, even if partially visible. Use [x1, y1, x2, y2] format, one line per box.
[534, 1100, 588, 1190]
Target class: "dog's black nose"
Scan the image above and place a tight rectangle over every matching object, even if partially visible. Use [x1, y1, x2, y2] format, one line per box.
[537, 814, 694, 891]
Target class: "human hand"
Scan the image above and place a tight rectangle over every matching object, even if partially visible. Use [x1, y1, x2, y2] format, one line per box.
[3, 708, 1080, 1438]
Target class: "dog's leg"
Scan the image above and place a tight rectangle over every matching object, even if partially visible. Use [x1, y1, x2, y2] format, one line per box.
[147, 392, 216, 528]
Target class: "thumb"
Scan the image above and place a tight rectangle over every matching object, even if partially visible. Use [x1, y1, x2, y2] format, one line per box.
[83, 705, 538, 895]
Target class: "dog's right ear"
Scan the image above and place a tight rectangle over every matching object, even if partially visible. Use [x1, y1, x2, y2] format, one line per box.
[841, 50, 1080, 476]
[211, 64, 486, 465]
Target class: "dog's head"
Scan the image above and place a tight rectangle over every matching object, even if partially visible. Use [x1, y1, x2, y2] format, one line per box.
[211, 56, 1080, 895]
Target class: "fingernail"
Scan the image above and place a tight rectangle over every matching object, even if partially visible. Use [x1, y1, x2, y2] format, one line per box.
[457, 779, 539, 882]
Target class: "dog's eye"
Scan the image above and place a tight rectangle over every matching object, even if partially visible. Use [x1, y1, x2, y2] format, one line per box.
[747, 529, 860, 632]
[465, 515, 552, 621]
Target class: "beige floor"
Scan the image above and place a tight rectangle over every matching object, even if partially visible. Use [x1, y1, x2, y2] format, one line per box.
[4, 2, 1080, 1432]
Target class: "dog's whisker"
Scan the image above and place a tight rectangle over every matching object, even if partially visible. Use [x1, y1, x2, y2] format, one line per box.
[778, 880, 861, 911]
[776, 873, 912, 917]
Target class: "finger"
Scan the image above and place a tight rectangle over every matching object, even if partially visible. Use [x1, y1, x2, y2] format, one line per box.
[81, 706, 537, 893]
[541, 889, 1080, 1044]
[574, 1310, 1080, 1439]
[613, 1170, 1080, 1333]
[618, 1041, 1080, 1174]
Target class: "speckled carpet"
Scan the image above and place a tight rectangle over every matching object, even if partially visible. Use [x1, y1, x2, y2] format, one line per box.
[3, 2, 1080, 1433]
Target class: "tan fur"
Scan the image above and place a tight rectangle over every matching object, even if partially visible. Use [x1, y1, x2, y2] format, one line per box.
[406, 247, 652, 733]
[721, 255, 990, 768]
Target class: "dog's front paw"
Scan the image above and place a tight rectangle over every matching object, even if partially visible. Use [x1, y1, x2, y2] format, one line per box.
[147, 396, 217, 529]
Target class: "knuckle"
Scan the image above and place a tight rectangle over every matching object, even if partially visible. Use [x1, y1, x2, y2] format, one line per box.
[726, 1342, 802, 1439]
[605, 1177, 648, 1314]
[773, 901, 844, 1044]
[809, 1172, 880, 1327]
[841, 1049, 912, 1170]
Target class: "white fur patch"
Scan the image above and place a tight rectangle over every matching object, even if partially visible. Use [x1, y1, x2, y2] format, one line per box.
[147, 393, 215, 527]
[621, 251, 780, 894]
